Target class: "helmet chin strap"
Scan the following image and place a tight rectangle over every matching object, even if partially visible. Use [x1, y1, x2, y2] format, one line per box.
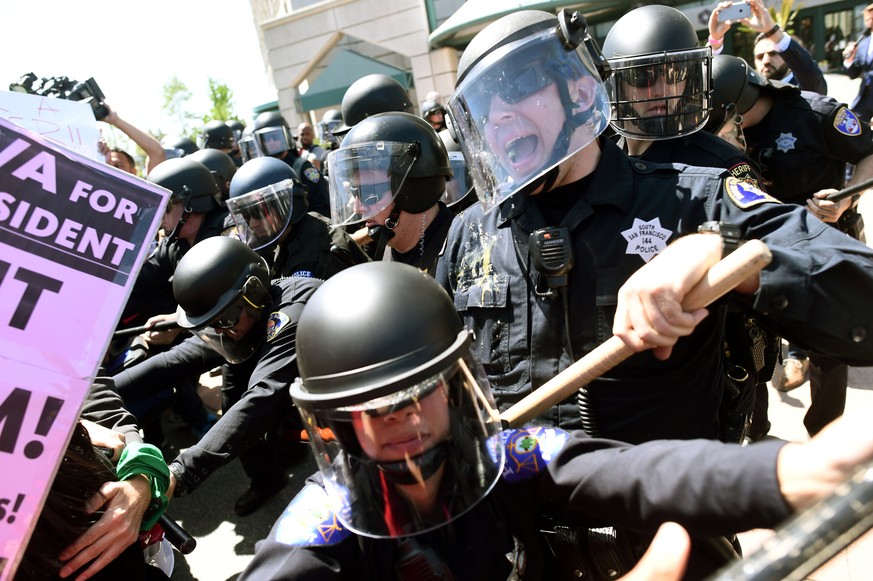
[372, 441, 451, 485]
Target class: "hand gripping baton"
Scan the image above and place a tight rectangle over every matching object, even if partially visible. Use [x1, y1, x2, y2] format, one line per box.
[500, 239, 773, 427]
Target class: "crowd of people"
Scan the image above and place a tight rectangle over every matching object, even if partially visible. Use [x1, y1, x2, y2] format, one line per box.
[19, 1, 873, 580]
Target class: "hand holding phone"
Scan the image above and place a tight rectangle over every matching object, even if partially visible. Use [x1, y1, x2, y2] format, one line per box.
[718, 2, 750, 22]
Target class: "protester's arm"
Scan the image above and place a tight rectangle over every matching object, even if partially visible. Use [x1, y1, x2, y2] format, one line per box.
[101, 104, 166, 173]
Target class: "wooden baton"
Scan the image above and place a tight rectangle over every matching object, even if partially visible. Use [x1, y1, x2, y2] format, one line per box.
[500, 239, 773, 428]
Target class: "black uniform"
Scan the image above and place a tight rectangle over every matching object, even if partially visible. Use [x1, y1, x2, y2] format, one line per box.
[743, 88, 873, 435]
[114, 277, 321, 497]
[281, 152, 330, 218]
[240, 427, 790, 580]
[436, 138, 873, 442]
[390, 202, 455, 275]
[265, 212, 369, 279]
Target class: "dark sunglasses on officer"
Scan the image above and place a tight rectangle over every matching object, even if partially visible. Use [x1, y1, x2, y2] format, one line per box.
[624, 63, 689, 88]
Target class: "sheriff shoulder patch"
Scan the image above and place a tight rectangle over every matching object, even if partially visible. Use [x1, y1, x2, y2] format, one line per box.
[834, 107, 862, 136]
[724, 176, 780, 209]
[303, 167, 321, 183]
[266, 311, 291, 341]
[727, 162, 760, 188]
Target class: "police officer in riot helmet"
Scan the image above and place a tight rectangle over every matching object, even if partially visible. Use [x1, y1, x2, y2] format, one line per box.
[199, 119, 242, 166]
[317, 108, 343, 150]
[188, 148, 238, 208]
[328, 111, 453, 273]
[238, 125, 258, 164]
[332, 74, 415, 140]
[421, 98, 448, 131]
[149, 236, 323, 516]
[227, 156, 368, 278]
[252, 110, 331, 217]
[602, 6, 713, 151]
[602, 5, 767, 445]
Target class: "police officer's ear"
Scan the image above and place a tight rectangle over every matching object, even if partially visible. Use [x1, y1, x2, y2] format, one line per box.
[569, 76, 598, 110]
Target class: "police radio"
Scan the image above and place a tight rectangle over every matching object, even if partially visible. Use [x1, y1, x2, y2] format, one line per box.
[529, 227, 574, 298]
[530, 227, 576, 361]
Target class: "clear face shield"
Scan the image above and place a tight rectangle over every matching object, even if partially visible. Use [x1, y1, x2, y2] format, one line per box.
[326, 141, 418, 226]
[441, 152, 472, 207]
[183, 276, 271, 364]
[239, 133, 259, 163]
[255, 125, 294, 156]
[606, 47, 712, 140]
[225, 179, 296, 250]
[446, 26, 610, 213]
[292, 353, 504, 539]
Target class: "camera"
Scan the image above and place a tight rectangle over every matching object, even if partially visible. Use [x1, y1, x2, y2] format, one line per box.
[718, 2, 751, 22]
[8, 72, 109, 121]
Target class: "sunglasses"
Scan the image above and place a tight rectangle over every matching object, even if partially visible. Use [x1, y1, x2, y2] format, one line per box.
[208, 303, 244, 330]
[481, 60, 555, 104]
[363, 379, 444, 417]
[238, 206, 265, 222]
[624, 64, 689, 88]
[349, 181, 392, 206]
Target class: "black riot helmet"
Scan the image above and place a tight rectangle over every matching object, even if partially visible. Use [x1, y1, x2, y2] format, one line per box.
[705, 54, 765, 133]
[199, 120, 237, 150]
[187, 148, 238, 206]
[162, 135, 200, 159]
[327, 111, 452, 226]
[289, 261, 503, 538]
[252, 110, 295, 157]
[226, 156, 308, 250]
[336, 74, 414, 136]
[602, 5, 712, 140]
[147, 157, 220, 213]
[447, 9, 611, 212]
[173, 236, 271, 363]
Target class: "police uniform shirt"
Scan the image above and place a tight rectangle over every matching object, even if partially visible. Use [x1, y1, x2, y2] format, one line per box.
[390, 201, 455, 275]
[436, 138, 873, 442]
[267, 212, 367, 280]
[743, 89, 873, 203]
[240, 428, 790, 580]
[633, 131, 765, 189]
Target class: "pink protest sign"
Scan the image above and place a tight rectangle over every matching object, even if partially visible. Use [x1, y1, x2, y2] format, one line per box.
[0, 116, 169, 579]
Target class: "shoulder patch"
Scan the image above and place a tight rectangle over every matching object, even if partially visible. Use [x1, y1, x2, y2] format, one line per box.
[273, 483, 351, 546]
[726, 162, 760, 188]
[265, 311, 291, 341]
[834, 107, 862, 136]
[303, 167, 321, 183]
[500, 427, 570, 483]
[724, 176, 781, 209]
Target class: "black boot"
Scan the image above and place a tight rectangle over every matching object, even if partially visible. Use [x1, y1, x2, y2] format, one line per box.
[234, 477, 287, 517]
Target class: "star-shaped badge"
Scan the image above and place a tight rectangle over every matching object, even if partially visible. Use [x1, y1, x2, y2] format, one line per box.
[621, 217, 672, 263]
[775, 132, 797, 153]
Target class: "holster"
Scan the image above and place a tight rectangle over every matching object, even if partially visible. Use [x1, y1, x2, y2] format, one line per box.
[838, 207, 866, 243]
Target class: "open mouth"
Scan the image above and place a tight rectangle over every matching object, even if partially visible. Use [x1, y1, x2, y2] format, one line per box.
[505, 134, 538, 165]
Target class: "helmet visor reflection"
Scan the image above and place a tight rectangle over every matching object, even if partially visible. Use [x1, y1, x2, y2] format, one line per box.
[226, 179, 295, 250]
[327, 141, 418, 225]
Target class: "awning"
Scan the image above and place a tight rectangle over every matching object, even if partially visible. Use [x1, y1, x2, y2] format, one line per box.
[299, 50, 411, 111]
[428, 0, 635, 49]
